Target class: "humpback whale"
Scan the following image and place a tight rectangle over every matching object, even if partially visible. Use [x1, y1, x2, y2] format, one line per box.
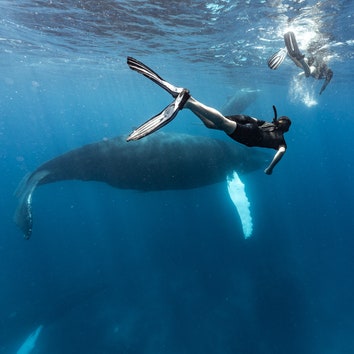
[220, 88, 260, 116]
[14, 133, 269, 239]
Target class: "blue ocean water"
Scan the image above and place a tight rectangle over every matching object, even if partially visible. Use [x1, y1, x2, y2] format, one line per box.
[1, 1, 354, 353]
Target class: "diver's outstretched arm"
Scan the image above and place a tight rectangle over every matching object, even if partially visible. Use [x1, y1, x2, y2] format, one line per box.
[264, 146, 286, 175]
[319, 69, 333, 95]
[127, 57, 184, 98]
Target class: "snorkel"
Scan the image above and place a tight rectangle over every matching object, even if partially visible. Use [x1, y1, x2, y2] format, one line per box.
[272, 105, 278, 124]
[272, 105, 291, 131]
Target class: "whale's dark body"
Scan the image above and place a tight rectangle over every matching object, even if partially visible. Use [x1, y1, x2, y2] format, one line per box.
[14, 133, 269, 239]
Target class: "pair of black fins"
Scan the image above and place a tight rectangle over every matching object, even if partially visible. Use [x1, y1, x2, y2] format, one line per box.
[267, 31, 311, 76]
[126, 57, 190, 141]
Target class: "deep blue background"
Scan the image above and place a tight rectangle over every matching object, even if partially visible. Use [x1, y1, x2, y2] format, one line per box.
[1, 1, 354, 353]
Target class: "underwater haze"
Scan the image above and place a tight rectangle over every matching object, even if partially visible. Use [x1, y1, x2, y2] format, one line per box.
[1, 1, 354, 353]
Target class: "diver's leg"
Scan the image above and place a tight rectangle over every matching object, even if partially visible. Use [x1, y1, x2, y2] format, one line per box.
[184, 97, 236, 134]
[127, 57, 184, 97]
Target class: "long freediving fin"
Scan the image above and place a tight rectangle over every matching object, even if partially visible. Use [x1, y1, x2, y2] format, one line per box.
[267, 47, 287, 70]
[127, 57, 184, 98]
[284, 31, 311, 77]
[127, 90, 190, 141]
[284, 31, 303, 60]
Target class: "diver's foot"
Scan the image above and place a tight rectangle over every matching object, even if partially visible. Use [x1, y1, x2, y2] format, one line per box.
[127, 57, 184, 98]
[177, 89, 190, 109]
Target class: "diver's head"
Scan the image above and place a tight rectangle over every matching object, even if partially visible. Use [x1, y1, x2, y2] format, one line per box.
[277, 116, 291, 132]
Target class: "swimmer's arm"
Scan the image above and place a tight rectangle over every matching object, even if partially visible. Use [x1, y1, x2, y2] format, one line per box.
[319, 69, 333, 95]
[264, 146, 286, 175]
[299, 58, 311, 77]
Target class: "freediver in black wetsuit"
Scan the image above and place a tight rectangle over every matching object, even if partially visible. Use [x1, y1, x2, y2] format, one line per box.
[268, 31, 333, 95]
[126, 57, 291, 175]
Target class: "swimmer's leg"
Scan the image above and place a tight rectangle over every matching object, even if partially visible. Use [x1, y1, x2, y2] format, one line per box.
[185, 97, 236, 134]
[127, 57, 184, 98]
[127, 89, 190, 141]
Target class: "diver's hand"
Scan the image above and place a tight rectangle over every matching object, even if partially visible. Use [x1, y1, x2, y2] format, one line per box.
[264, 167, 272, 175]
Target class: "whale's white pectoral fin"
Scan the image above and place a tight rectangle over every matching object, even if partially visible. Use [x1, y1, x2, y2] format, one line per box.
[227, 171, 253, 239]
[16, 325, 43, 354]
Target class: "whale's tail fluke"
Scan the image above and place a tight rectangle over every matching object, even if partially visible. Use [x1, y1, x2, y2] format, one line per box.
[14, 170, 50, 240]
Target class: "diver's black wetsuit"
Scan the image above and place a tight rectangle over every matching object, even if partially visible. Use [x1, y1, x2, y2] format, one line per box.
[227, 115, 287, 149]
